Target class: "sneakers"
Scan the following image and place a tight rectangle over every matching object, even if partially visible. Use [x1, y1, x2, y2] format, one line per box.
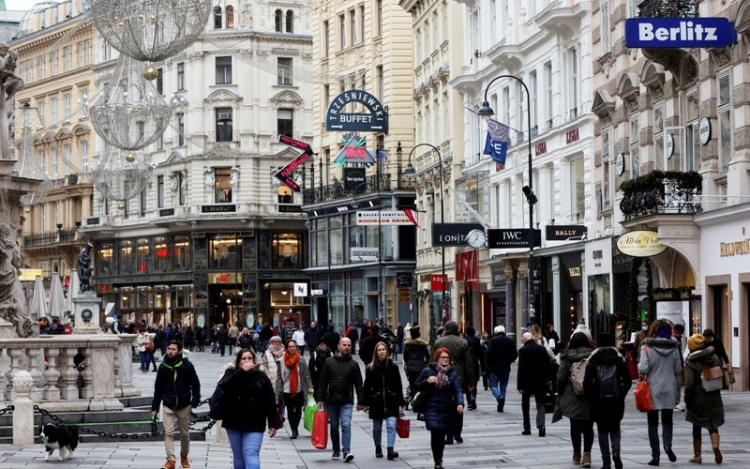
[160, 459, 176, 469]
[332, 452, 341, 460]
[455, 436, 464, 444]
[344, 453, 354, 463]
[180, 455, 191, 469]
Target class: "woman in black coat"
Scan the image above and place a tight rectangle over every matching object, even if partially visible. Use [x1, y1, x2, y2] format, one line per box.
[414, 347, 464, 469]
[363, 342, 406, 460]
[218, 348, 280, 469]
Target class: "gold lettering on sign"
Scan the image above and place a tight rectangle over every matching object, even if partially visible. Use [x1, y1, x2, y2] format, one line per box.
[720, 238, 750, 257]
[568, 267, 581, 277]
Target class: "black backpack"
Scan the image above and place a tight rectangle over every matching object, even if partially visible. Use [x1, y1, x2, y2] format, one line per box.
[596, 364, 619, 399]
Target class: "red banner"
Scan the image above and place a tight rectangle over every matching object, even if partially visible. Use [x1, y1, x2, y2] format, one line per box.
[455, 250, 479, 290]
[431, 274, 448, 291]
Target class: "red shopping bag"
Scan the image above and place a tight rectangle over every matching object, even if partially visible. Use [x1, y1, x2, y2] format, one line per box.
[634, 379, 653, 413]
[396, 415, 410, 439]
[311, 410, 329, 449]
[625, 350, 638, 380]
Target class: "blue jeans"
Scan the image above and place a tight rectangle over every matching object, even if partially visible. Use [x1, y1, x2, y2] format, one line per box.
[326, 403, 353, 454]
[226, 429, 264, 469]
[372, 416, 397, 448]
[139, 351, 151, 372]
[490, 370, 510, 402]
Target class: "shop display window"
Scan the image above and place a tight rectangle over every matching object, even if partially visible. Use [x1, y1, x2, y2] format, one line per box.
[136, 239, 151, 273]
[174, 236, 191, 270]
[154, 237, 169, 272]
[120, 240, 134, 274]
[210, 234, 241, 270]
[272, 233, 303, 268]
[98, 243, 114, 275]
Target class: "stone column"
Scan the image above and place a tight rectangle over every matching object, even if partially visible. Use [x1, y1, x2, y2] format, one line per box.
[504, 267, 515, 340]
[27, 347, 44, 402]
[551, 255, 561, 336]
[12, 370, 34, 447]
[59, 347, 79, 401]
[43, 347, 61, 401]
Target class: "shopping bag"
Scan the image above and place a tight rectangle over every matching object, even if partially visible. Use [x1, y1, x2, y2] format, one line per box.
[634, 379, 653, 413]
[311, 409, 329, 449]
[303, 396, 317, 432]
[625, 351, 639, 380]
[396, 414, 410, 439]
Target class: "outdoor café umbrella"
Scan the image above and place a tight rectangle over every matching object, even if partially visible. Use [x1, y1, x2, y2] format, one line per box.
[66, 270, 80, 315]
[48, 272, 66, 321]
[32, 275, 46, 320]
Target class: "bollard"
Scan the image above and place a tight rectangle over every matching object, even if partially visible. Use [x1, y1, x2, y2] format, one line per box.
[12, 370, 35, 447]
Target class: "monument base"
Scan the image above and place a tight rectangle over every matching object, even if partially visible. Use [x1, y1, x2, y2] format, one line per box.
[0, 319, 15, 339]
[73, 294, 102, 334]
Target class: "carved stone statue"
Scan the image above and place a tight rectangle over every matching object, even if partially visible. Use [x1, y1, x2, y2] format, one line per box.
[0, 223, 32, 337]
[0, 42, 24, 160]
[77, 241, 94, 293]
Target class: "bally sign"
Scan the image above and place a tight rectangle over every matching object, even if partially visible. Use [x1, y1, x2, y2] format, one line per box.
[432, 223, 483, 247]
[325, 90, 389, 133]
[616, 231, 667, 258]
[625, 18, 738, 49]
[546, 225, 587, 241]
[487, 229, 542, 249]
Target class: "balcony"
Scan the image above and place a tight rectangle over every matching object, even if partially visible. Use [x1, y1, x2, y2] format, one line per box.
[303, 174, 393, 205]
[23, 228, 80, 247]
[620, 171, 702, 221]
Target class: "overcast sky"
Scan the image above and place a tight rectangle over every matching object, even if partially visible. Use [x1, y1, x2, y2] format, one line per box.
[7, 0, 33, 11]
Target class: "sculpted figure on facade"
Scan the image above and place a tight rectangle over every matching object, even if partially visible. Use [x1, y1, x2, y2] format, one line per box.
[0, 43, 24, 160]
[0, 223, 32, 337]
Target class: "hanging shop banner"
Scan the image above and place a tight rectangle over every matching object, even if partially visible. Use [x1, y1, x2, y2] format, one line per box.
[432, 223, 484, 246]
[274, 135, 314, 191]
[616, 231, 667, 257]
[625, 18, 738, 49]
[396, 272, 413, 288]
[293, 283, 308, 297]
[483, 119, 509, 168]
[343, 167, 366, 192]
[431, 274, 448, 291]
[325, 89, 389, 133]
[356, 210, 413, 225]
[487, 229, 542, 249]
[545, 225, 587, 241]
[334, 133, 377, 166]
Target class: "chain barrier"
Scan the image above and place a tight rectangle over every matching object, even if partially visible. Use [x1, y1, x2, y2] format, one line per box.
[0, 405, 14, 416]
[34, 405, 161, 440]
[189, 398, 218, 432]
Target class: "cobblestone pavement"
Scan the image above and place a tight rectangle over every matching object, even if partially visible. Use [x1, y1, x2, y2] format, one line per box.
[0, 346, 749, 468]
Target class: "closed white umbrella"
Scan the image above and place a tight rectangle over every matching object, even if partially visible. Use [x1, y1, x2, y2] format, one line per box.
[66, 270, 80, 314]
[32, 275, 47, 320]
[48, 273, 66, 321]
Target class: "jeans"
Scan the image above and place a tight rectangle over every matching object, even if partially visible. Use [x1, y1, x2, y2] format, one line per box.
[219, 343, 226, 357]
[372, 416, 397, 448]
[162, 406, 191, 460]
[521, 392, 545, 431]
[229, 341, 235, 356]
[430, 430, 447, 464]
[570, 418, 594, 453]
[647, 409, 674, 459]
[283, 392, 304, 432]
[597, 420, 622, 458]
[326, 403, 353, 454]
[298, 345, 306, 356]
[226, 429, 264, 469]
[490, 370, 510, 401]
[139, 351, 152, 372]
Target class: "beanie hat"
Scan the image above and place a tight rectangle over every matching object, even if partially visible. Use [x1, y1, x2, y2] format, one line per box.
[573, 324, 592, 341]
[494, 325, 505, 334]
[687, 334, 705, 352]
[410, 326, 421, 339]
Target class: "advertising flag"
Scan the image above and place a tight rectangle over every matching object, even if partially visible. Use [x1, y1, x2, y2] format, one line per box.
[483, 119, 509, 168]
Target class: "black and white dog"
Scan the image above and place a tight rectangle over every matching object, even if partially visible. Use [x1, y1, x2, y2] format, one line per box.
[40, 423, 79, 461]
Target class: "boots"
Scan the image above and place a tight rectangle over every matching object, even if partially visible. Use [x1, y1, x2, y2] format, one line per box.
[581, 452, 592, 468]
[387, 447, 399, 460]
[711, 433, 722, 464]
[600, 455, 612, 469]
[375, 445, 383, 458]
[573, 453, 582, 465]
[613, 454, 623, 469]
[497, 398, 505, 413]
[689, 438, 702, 464]
[180, 455, 191, 469]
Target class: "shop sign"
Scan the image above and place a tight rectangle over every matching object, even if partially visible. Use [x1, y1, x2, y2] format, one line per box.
[396, 272, 413, 288]
[568, 267, 581, 277]
[19, 268, 43, 281]
[398, 288, 411, 303]
[325, 89, 389, 133]
[351, 247, 379, 261]
[334, 133, 377, 166]
[699, 118, 711, 145]
[487, 229, 542, 249]
[202, 204, 236, 213]
[311, 289, 325, 296]
[545, 225, 587, 241]
[491, 268, 505, 287]
[625, 18, 738, 49]
[653, 288, 680, 301]
[535, 142, 547, 156]
[616, 231, 666, 257]
[431, 274, 448, 291]
[432, 223, 484, 246]
[86, 217, 100, 226]
[159, 208, 175, 217]
[356, 210, 412, 225]
[343, 167, 366, 192]
[719, 229, 750, 257]
[566, 128, 580, 144]
[279, 205, 301, 213]
[275, 138, 313, 191]
[293, 283, 308, 297]
[156, 247, 169, 258]
[209, 272, 242, 284]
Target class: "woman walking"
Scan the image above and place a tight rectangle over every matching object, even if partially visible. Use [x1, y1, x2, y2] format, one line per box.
[684, 334, 724, 464]
[557, 332, 594, 467]
[261, 336, 286, 421]
[414, 348, 465, 469]
[363, 342, 405, 460]
[638, 320, 682, 466]
[282, 339, 313, 439]
[584, 334, 632, 469]
[218, 349, 279, 469]
[403, 326, 430, 404]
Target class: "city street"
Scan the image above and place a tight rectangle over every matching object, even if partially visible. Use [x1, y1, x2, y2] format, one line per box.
[0, 348, 748, 468]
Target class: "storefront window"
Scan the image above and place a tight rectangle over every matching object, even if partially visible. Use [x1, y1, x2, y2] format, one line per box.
[272, 233, 303, 268]
[350, 278, 364, 323]
[120, 287, 133, 310]
[136, 239, 150, 273]
[154, 287, 166, 308]
[210, 234, 241, 270]
[588, 275, 611, 339]
[120, 240, 134, 274]
[154, 237, 169, 272]
[312, 218, 328, 267]
[173, 236, 191, 270]
[136, 287, 150, 309]
[330, 279, 345, 330]
[173, 285, 193, 309]
[214, 167, 233, 203]
[330, 216, 343, 265]
[98, 243, 114, 275]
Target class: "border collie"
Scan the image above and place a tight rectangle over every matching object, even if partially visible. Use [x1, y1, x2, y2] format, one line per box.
[40, 423, 79, 461]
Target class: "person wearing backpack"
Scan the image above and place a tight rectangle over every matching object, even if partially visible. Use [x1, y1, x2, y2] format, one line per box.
[557, 331, 594, 467]
[684, 334, 724, 464]
[638, 320, 683, 466]
[583, 334, 632, 469]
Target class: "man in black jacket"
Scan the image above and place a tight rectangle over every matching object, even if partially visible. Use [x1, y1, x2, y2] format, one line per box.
[317, 337, 364, 462]
[304, 321, 323, 358]
[359, 325, 386, 365]
[151, 341, 201, 469]
[517, 332, 551, 437]
[486, 325, 518, 412]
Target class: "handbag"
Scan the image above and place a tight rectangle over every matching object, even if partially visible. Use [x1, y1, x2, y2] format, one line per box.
[701, 365, 724, 392]
[396, 413, 410, 438]
[209, 385, 225, 420]
[303, 396, 318, 432]
[634, 380, 653, 413]
[411, 389, 428, 414]
[311, 409, 329, 449]
[145, 341, 155, 353]
[544, 393, 556, 414]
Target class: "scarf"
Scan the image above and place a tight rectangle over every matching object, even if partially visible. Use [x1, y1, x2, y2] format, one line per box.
[284, 351, 300, 397]
[269, 342, 285, 359]
[435, 363, 450, 389]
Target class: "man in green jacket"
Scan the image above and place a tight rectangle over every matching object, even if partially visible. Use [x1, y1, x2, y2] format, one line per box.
[430, 321, 475, 444]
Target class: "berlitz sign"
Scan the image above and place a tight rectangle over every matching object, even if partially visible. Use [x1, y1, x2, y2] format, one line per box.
[325, 90, 389, 133]
[625, 18, 738, 49]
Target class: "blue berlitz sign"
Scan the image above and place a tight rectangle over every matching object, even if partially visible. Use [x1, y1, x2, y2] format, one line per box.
[625, 18, 738, 49]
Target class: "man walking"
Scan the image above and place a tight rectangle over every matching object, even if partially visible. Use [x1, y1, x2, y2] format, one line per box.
[517, 332, 551, 437]
[359, 324, 386, 365]
[305, 321, 323, 358]
[227, 322, 239, 356]
[152, 341, 201, 469]
[430, 321, 475, 444]
[486, 325, 518, 412]
[216, 324, 228, 357]
[317, 337, 364, 462]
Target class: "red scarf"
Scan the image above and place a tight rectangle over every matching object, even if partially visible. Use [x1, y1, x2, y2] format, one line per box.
[284, 351, 300, 397]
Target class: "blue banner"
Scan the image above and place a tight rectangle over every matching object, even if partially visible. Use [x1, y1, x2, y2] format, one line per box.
[625, 18, 737, 49]
[483, 119, 509, 168]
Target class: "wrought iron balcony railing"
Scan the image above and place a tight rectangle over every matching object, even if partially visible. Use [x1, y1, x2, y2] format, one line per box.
[638, 0, 697, 18]
[620, 171, 702, 220]
[303, 174, 393, 205]
[23, 229, 79, 247]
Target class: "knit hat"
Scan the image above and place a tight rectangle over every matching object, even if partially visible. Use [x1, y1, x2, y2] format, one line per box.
[410, 326, 421, 339]
[573, 324, 592, 341]
[687, 334, 705, 352]
[494, 325, 505, 335]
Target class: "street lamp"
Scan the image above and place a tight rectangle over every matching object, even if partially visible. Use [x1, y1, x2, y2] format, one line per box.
[406, 143, 450, 327]
[478, 75, 538, 323]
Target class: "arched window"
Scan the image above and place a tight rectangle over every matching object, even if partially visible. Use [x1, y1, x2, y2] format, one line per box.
[226, 6, 234, 29]
[274, 9, 283, 32]
[286, 10, 294, 33]
[214, 6, 223, 29]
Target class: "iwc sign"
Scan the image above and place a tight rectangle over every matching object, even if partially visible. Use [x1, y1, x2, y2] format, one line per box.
[325, 90, 389, 133]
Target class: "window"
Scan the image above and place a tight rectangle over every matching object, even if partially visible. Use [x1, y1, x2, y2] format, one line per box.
[275, 9, 283, 32]
[653, 104, 664, 170]
[277, 57, 293, 85]
[359, 6, 365, 42]
[226, 6, 234, 28]
[78, 41, 84, 67]
[600, 0, 611, 55]
[277, 109, 293, 137]
[323, 21, 330, 57]
[81, 140, 88, 174]
[209, 233, 241, 270]
[544, 61, 553, 128]
[38, 56, 45, 79]
[64, 46, 71, 71]
[433, 11, 439, 49]
[81, 88, 88, 118]
[602, 128, 612, 209]
[350, 9, 356, 45]
[51, 51, 58, 75]
[64, 144, 71, 175]
[718, 73, 731, 173]
[63, 94, 71, 120]
[516, 80, 524, 140]
[214, 6, 222, 29]
[330, 216, 343, 265]
[272, 233, 303, 268]
[154, 237, 167, 270]
[489, 0, 497, 43]
[215, 56, 232, 84]
[136, 239, 150, 273]
[339, 14, 346, 50]
[570, 158, 584, 222]
[51, 147, 58, 179]
[286, 10, 294, 33]
[529, 71, 538, 134]
[376, 0, 382, 36]
[102, 42, 112, 61]
[156, 135, 165, 150]
[177, 172, 185, 205]
[323, 84, 330, 113]
[376, 65, 384, 100]
[85, 40, 91, 64]
[628, 0, 637, 18]
[173, 236, 191, 270]
[501, 86, 510, 129]
[98, 243, 114, 275]
[685, 92, 699, 172]
[37, 101, 45, 125]
[50, 97, 58, 124]
[630, 116, 640, 178]
[215, 107, 233, 142]
[120, 240, 134, 274]
[140, 188, 147, 216]
[177, 112, 185, 146]
[156, 68, 163, 94]
[177, 62, 185, 90]
[568, 47, 578, 119]
[213, 168, 233, 203]
[157, 175, 164, 208]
